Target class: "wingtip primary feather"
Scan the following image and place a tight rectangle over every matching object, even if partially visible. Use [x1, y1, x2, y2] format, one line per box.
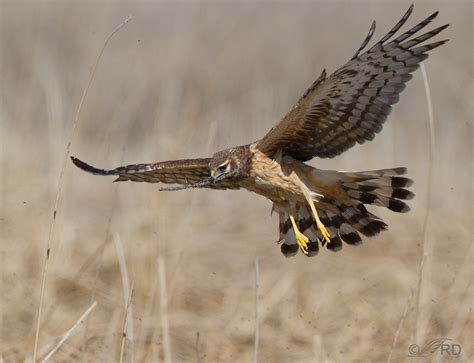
[372, 4, 415, 47]
[351, 20, 376, 60]
[70, 156, 111, 176]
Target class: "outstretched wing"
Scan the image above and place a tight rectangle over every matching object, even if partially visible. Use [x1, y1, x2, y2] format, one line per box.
[70, 156, 239, 190]
[256, 5, 449, 161]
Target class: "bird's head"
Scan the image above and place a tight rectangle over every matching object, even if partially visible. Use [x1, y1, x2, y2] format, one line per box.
[209, 147, 248, 182]
[160, 146, 252, 192]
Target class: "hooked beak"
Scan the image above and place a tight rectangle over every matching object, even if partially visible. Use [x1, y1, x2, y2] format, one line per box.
[210, 169, 230, 182]
[212, 172, 231, 183]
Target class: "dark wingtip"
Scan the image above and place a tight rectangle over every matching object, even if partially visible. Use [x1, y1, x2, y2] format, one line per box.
[70, 156, 110, 175]
[403, 4, 415, 19]
[440, 23, 450, 31]
[405, 4, 415, 18]
[351, 20, 377, 60]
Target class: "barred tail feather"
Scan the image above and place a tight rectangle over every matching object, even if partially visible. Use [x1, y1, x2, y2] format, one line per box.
[322, 167, 412, 249]
[338, 167, 414, 213]
[277, 167, 413, 257]
[318, 201, 388, 250]
[278, 211, 299, 257]
[278, 205, 321, 257]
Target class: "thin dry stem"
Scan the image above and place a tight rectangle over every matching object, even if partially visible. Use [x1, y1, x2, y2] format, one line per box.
[387, 64, 435, 361]
[114, 233, 134, 361]
[195, 332, 201, 363]
[138, 253, 161, 362]
[42, 301, 97, 363]
[32, 14, 134, 362]
[119, 281, 135, 363]
[158, 257, 172, 363]
[414, 63, 436, 344]
[32, 248, 51, 363]
[253, 257, 260, 363]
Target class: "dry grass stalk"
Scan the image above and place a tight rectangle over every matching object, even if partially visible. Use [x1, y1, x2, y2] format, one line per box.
[32, 14, 134, 362]
[138, 253, 161, 362]
[382, 62, 438, 363]
[32, 248, 51, 363]
[253, 257, 260, 363]
[158, 257, 172, 363]
[195, 332, 201, 363]
[41, 301, 97, 363]
[113, 232, 134, 362]
[414, 63, 436, 344]
[119, 281, 135, 363]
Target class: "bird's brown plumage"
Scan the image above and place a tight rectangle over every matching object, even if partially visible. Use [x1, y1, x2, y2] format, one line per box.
[256, 5, 448, 160]
[71, 5, 447, 257]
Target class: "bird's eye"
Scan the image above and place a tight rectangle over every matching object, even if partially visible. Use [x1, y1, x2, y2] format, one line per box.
[217, 162, 231, 173]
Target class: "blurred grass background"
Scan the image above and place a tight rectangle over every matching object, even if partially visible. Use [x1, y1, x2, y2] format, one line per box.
[0, 1, 472, 362]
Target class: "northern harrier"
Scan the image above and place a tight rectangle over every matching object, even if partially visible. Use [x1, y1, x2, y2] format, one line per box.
[72, 6, 448, 257]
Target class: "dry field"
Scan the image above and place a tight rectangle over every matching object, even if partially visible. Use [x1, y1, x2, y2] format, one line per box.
[0, 1, 472, 362]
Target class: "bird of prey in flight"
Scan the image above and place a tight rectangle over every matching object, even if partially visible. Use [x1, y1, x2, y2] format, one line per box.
[72, 5, 448, 257]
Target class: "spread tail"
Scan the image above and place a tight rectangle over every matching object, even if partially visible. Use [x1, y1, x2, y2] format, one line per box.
[277, 167, 414, 257]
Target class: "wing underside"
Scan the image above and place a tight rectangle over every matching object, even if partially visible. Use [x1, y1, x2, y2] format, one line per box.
[70, 156, 239, 190]
[256, 5, 449, 161]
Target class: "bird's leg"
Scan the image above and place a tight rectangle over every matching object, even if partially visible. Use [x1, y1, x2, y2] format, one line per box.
[303, 193, 331, 244]
[310, 202, 331, 243]
[289, 215, 309, 255]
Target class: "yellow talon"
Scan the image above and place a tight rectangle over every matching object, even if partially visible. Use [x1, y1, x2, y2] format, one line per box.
[302, 191, 331, 244]
[296, 231, 310, 255]
[317, 220, 331, 244]
[289, 215, 309, 255]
